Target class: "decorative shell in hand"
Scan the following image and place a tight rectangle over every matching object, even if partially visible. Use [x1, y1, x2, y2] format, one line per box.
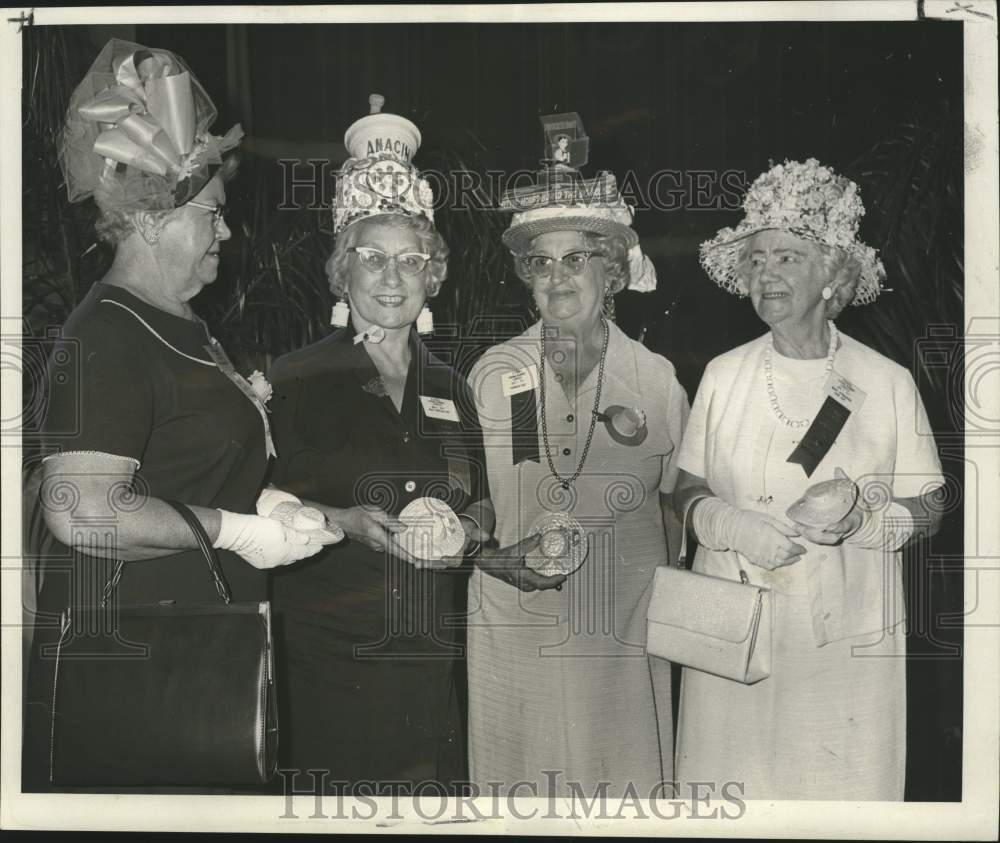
[281, 506, 345, 545]
[524, 511, 588, 577]
[398, 497, 466, 562]
[785, 467, 859, 528]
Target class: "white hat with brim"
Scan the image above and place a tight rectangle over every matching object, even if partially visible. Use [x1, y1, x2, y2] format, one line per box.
[699, 158, 885, 305]
[502, 205, 640, 254]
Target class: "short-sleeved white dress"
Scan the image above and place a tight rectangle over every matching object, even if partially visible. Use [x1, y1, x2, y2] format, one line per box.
[674, 330, 945, 800]
[466, 320, 690, 797]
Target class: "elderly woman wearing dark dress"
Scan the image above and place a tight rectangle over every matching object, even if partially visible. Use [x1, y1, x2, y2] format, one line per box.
[265, 96, 527, 793]
[673, 159, 945, 800]
[22, 40, 325, 790]
[466, 164, 688, 797]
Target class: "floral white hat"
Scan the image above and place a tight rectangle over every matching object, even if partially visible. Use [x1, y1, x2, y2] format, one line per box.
[333, 94, 435, 234]
[699, 158, 886, 305]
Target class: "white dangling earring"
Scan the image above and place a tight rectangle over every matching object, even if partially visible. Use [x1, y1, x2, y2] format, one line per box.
[416, 304, 434, 335]
[821, 286, 833, 301]
[330, 300, 350, 327]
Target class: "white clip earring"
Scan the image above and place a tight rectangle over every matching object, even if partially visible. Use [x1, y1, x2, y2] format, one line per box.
[330, 300, 351, 327]
[821, 286, 833, 301]
[416, 304, 434, 335]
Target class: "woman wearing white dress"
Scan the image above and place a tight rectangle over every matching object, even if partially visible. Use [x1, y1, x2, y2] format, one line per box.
[673, 159, 945, 800]
[466, 169, 688, 797]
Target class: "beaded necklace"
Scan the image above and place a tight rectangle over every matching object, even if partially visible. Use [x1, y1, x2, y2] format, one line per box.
[539, 320, 610, 489]
[763, 320, 839, 429]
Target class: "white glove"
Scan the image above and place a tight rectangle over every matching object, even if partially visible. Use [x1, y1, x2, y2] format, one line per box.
[214, 510, 321, 570]
[692, 496, 806, 571]
[258, 489, 346, 546]
[256, 486, 318, 532]
[844, 500, 914, 551]
[255, 487, 302, 518]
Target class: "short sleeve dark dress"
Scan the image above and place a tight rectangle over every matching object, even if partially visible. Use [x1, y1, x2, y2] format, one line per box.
[267, 324, 483, 792]
[22, 282, 271, 791]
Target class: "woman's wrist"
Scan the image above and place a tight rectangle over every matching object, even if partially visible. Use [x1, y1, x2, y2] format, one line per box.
[846, 500, 914, 550]
[190, 505, 223, 544]
[689, 496, 740, 552]
[458, 513, 483, 557]
[306, 503, 356, 537]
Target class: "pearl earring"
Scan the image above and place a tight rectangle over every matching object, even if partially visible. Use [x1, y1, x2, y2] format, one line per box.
[330, 300, 350, 327]
[416, 304, 434, 335]
[821, 286, 833, 301]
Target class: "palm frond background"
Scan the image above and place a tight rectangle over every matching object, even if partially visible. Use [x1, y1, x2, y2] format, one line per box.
[846, 104, 965, 802]
[419, 147, 535, 368]
[198, 169, 337, 373]
[22, 27, 112, 336]
[846, 105, 964, 434]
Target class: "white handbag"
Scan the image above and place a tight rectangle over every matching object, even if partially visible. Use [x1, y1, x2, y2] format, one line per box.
[646, 500, 772, 684]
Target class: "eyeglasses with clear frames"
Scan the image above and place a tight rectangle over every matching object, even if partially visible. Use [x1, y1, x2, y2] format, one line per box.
[348, 246, 432, 276]
[523, 250, 605, 278]
[187, 200, 227, 225]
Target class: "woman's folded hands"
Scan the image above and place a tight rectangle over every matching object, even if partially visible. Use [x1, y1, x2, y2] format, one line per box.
[474, 533, 566, 592]
[785, 471, 916, 550]
[214, 510, 324, 570]
[691, 497, 806, 571]
[790, 510, 864, 546]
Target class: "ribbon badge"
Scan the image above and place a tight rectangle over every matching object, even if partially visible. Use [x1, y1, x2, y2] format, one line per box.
[596, 405, 648, 446]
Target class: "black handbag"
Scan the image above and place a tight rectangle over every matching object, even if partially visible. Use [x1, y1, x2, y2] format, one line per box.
[49, 500, 278, 787]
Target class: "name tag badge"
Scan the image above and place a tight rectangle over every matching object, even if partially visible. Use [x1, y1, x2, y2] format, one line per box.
[501, 365, 538, 398]
[787, 370, 867, 477]
[825, 370, 867, 413]
[420, 396, 460, 422]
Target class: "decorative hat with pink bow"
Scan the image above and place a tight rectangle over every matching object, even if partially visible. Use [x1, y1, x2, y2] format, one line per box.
[60, 39, 243, 212]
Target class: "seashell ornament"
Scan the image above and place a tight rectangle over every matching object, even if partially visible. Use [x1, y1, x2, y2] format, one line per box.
[785, 467, 859, 529]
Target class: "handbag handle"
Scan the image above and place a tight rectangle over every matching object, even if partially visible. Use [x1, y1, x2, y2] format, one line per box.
[100, 500, 233, 607]
[678, 494, 751, 585]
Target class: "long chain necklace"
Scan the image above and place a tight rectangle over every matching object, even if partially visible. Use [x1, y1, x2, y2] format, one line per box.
[763, 319, 839, 429]
[539, 319, 610, 489]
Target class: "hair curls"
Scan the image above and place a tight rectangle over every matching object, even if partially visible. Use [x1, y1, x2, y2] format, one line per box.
[326, 214, 449, 299]
[93, 160, 239, 247]
[511, 230, 630, 294]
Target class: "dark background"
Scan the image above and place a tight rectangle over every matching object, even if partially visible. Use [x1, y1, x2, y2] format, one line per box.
[22, 19, 965, 801]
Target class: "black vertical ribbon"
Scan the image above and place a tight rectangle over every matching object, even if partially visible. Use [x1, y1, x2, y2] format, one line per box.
[786, 396, 852, 477]
[510, 390, 540, 465]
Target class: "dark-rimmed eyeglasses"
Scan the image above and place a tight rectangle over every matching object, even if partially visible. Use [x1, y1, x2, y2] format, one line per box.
[187, 200, 227, 225]
[523, 250, 604, 278]
[348, 246, 432, 276]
